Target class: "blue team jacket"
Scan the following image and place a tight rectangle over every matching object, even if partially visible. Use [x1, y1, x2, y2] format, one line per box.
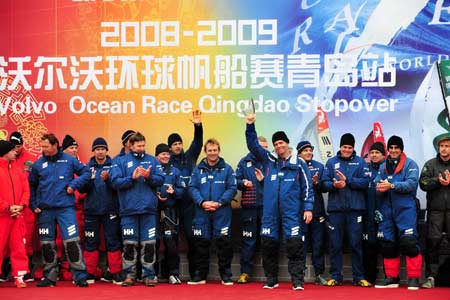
[158, 163, 185, 209]
[235, 152, 265, 208]
[245, 124, 314, 218]
[305, 159, 326, 216]
[375, 153, 419, 209]
[29, 150, 90, 210]
[189, 157, 237, 207]
[322, 151, 369, 212]
[110, 151, 165, 216]
[169, 124, 203, 203]
[80, 156, 118, 215]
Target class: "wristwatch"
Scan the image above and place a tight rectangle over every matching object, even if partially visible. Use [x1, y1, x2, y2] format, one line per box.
[390, 183, 395, 190]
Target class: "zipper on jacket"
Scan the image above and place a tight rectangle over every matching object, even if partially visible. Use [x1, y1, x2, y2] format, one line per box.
[8, 162, 17, 205]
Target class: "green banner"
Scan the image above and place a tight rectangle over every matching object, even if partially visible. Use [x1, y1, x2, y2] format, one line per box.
[438, 60, 450, 98]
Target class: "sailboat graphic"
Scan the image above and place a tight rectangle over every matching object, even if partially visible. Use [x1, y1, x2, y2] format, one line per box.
[410, 61, 450, 170]
[360, 122, 386, 162]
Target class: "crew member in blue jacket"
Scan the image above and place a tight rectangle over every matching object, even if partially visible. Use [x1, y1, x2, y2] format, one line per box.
[29, 133, 90, 287]
[297, 140, 327, 286]
[187, 138, 237, 286]
[110, 132, 165, 287]
[235, 136, 267, 284]
[168, 109, 203, 278]
[154, 143, 184, 285]
[363, 142, 385, 284]
[375, 136, 421, 290]
[322, 133, 370, 287]
[245, 113, 313, 291]
[80, 137, 123, 285]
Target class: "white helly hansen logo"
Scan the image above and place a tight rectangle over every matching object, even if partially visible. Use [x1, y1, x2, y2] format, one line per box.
[39, 228, 49, 235]
[363, 234, 368, 241]
[262, 228, 271, 235]
[42, 162, 48, 169]
[291, 226, 299, 236]
[377, 232, 384, 238]
[201, 177, 207, 184]
[85, 231, 95, 238]
[221, 227, 229, 236]
[357, 216, 362, 223]
[270, 175, 277, 181]
[67, 225, 76, 236]
[148, 228, 156, 238]
[123, 229, 134, 235]
[404, 228, 414, 235]
[242, 231, 252, 238]
[127, 161, 133, 168]
[193, 229, 202, 236]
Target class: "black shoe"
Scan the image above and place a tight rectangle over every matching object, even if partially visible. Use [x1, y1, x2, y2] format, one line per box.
[263, 277, 279, 289]
[23, 273, 35, 282]
[100, 271, 113, 282]
[86, 273, 96, 284]
[112, 272, 124, 285]
[407, 278, 419, 290]
[74, 279, 89, 287]
[187, 275, 206, 285]
[37, 277, 56, 287]
[221, 275, 233, 286]
[315, 274, 327, 285]
[293, 281, 304, 290]
[0, 258, 11, 282]
[375, 277, 400, 288]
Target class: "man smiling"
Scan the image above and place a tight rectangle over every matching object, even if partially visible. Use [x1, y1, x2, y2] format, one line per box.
[245, 113, 313, 290]
[375, 135, 421, 290]
[322, 133, 370, 287]
[188, 138, 237, 286]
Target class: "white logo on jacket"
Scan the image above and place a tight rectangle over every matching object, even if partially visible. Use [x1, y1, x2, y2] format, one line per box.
[261, 228, 271, 235]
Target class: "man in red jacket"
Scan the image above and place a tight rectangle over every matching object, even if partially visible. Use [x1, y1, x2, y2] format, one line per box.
[0, 140, 30, 288]
[9, 131, 39, 281]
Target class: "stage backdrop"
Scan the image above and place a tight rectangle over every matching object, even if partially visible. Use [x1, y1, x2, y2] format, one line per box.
[1, 0, 450, 203]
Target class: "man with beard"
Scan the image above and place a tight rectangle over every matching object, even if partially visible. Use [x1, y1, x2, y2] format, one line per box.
[419, 134, 450, 288]
[245, 113, 313, 290]
[110, 132, 165, 287]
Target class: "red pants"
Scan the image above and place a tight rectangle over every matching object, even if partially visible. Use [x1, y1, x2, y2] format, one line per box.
[0, 215, 28, 277]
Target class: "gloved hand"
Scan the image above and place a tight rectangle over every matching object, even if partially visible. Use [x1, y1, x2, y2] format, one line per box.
[374, 210, 383, 223]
